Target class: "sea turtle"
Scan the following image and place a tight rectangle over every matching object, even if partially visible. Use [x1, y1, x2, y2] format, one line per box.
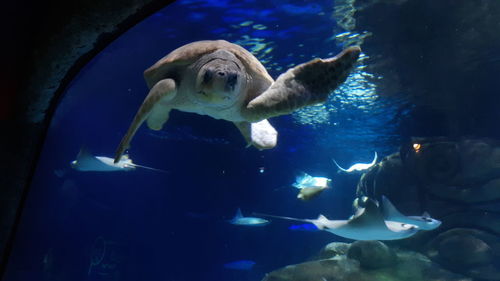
[114, 40, 361, 162]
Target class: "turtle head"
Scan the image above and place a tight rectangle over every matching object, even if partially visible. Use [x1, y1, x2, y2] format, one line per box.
[195, 50, 245, 106]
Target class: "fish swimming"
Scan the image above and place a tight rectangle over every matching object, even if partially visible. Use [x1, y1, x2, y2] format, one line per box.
[297, 186, 329, 201]
[255, 197, 419, 241]
[229, 208, 269, 226]
[223, 260, 256, 270]
[381, 195, 441, 230]
[332, 152, 378, 173]
[71, 148, 167, 173]
[293, 173, 332, 189]
[293, 173, 332, 200]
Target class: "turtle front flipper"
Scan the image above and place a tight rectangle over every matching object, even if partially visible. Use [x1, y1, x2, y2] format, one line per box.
[114, 78, 177, 163]
[242, 46, 361, 122]
[233, 120, 277, 150]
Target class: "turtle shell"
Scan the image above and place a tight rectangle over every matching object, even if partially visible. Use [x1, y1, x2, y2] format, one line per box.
[143, 40, 274, 100]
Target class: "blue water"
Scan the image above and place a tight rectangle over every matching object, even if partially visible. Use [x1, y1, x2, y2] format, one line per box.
[4, 0, 500, 281]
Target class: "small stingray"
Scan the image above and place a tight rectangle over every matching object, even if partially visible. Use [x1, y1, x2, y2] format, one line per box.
[71, 148, 167, 173]
[382, 195, 441, 230]
[333, 152, 378, 173]
[229, 208, 269, 226]
[254, 197, 419, 241]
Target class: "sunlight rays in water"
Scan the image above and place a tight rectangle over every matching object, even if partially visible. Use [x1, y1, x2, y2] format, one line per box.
[292, 53, 380, 128]
[289, 0, 407, 150]
[292, 0, 382, 131]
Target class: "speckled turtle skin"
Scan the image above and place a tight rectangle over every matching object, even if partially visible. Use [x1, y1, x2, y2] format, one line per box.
[114, 40, 360, 162]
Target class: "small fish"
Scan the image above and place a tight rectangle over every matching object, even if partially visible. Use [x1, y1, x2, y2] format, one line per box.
[293, 173, 331, 201]
[288, 223, 319, 232]
[333, 152, 378, 173]
[229, 208, 269, 226]
[293, 173, 332, 189]
[71, 148, 167, 173]
[381, 195, 441, 230]
[297, 186, 329, 201]
[223, 260, 256, 270]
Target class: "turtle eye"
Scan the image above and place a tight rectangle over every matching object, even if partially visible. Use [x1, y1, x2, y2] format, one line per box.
[203, 71, 212, 84]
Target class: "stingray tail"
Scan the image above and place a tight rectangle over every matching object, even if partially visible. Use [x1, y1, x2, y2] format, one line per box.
[252, 212, 315, 224]
[332, 159, 349, 172]
[253, 212, 328, 230]
[128, 163, 169, 173]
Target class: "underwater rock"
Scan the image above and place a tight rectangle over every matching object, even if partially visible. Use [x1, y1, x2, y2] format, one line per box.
[315, 242, 350, 260]
[347, 240, 397, 269]
[262, 241, 470, 281]
[357, 153, 421, 212]
[357, 138, 500, 210]
[262, 258, 362, 281]
[425, 228, 500, 280]
[401, 138, 500, 203]
[438, 210, 500, 237]
[356, 137, 500, 280]
[358, 137, 500, 210]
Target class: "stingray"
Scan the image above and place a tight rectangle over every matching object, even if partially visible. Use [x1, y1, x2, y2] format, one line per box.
[381, 195, 441, 230]
[71, 148, 166, 173]
[228, 208, 269, 226]
[333, 152, 378, 173]
[254, 197, 419, 241]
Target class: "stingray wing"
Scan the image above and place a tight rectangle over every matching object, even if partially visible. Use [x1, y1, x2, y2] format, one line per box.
[381, 195, 406, 222]
[348, 197, 388, 229]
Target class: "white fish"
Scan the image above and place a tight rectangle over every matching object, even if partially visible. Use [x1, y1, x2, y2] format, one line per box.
[333, 152, 378, 173]
[229, 208, 269, 226]
[381, 195, 441, 230]
[255, 197, 419, 241]
[293, 173, 332, 189]
[71, 148, 167, 173]
[297, 186, 329, 201]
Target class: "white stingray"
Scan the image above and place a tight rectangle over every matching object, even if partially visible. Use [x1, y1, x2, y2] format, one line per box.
[71, 148, 167, 173]
[333, 152, 378, 173]
[381, 195, 441, 230]
[255, 197, 419, 241]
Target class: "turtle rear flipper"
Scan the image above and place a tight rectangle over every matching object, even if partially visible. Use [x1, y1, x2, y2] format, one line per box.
[242, 46, 361, 122]
[233, 120, 277, 150]
[114, 78, 177, 163]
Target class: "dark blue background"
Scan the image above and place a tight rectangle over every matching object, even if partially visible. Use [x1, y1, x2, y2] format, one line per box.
[4, 0, 500, 281]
